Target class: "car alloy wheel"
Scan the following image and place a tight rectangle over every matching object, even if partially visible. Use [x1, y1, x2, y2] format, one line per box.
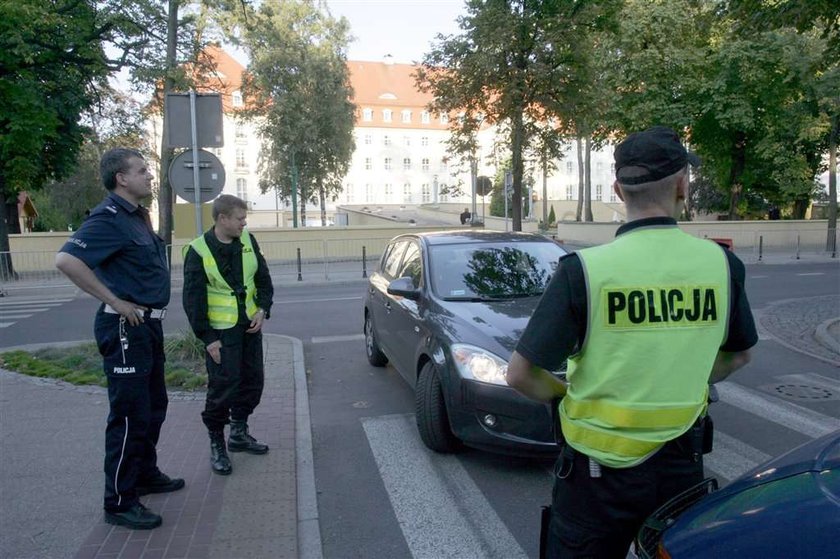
[416, 361, 461, 453]
[364, 313, 388, 367]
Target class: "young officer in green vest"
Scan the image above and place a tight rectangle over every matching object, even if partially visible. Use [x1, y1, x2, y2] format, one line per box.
[183, 194, 274, 475]
[507, 126, 758, 558]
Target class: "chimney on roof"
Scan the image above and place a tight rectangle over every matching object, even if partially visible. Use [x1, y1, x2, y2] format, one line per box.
[383, 54, 394, 65]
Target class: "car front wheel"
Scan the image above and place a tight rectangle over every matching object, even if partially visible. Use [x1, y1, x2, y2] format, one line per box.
[416, 361, 461, 453]
[364, 313, 388, 367]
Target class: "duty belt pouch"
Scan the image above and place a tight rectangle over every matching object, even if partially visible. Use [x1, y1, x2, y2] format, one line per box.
[702, 415, 714, 454]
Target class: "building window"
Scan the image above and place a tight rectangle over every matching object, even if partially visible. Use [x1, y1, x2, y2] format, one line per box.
[421, 158, 430, 171]
[421, 111, 430, 124]
[439, 185, 448, 202]
[566, 185, 574, 200]
[385, 183, 393, 200]
[344, 186, 353, 203]
[439, 113, 449, 124]
[384, 157, 392, 170]
[595, 184, 603, 200]
[403, 183, 411, 203]
[403, 158, 411, 170]
[440, 159, 448, 172]
[401, 110, 411, 123]
[596, 161, 604, 172]
[236, 149, 247, 170]
[610, 163, 616, 175]
[609, 189, 617, 202]
[421, 136, 429, 146]
[404, 136, 411, 147]
[383, 109, 392, 122]
[566, 161, 573, 174]
[364, 134, 372, 145]
[232, 91, 243, 107]
[363, 108, 373, 121]
[365, 157, 372, 170]
[383, 135, 391, 146]
[365, 184, 373, 202]
[421, 183, 430, 202]
[236, 178, 247, 201]
[235, 124, 247, 143]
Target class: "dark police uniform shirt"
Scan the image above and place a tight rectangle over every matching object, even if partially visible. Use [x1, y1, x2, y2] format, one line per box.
[182, 229, 274, 346]
[58, 193, 170, 309]
[516, 217, 758, 371]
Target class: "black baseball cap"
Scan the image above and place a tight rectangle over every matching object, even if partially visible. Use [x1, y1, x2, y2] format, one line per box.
[614, 126, 700, 185]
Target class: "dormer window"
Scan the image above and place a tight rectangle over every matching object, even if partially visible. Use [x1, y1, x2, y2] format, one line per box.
[232, 91, 243, 107]
[421, 111, 430, 124]
[383, 109, 393, 122]
[401, 110, 411, 123]
[363, 108, 373, 122]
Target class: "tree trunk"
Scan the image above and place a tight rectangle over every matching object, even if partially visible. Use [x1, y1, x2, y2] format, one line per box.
[511, 111, 524, 231]
[0, 185, 18, 281]
[157, 0, 179, 248]
[575, 136, 584, 221]
[299, 180, 307, 227]
[827, 114, 838, 255]
[541, 153, 548, 227]
[727, 132, 747, 220]
[319, 183, 327, 226]
[584, 136, 593, 222]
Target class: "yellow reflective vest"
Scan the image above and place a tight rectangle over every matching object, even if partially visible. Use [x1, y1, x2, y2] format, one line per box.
[185, 229, 259, 330]
[560, 226, 729, 468]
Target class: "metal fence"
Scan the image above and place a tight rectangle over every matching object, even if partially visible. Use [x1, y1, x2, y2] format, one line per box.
[696, 228, 838, 262]
[0, 236, 391, 291]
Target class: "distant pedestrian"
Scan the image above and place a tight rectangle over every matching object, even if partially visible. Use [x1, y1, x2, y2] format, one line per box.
[56, 148, 184, 530]
[182, 194, 274, 476]
[507, 126, 758, 558]
[460, 208, 471, 225]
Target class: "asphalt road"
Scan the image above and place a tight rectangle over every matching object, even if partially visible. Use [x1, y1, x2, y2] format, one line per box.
[1, 262, 838, 559]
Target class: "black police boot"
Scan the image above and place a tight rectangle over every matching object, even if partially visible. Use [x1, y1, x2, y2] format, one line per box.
[136, 471, 186, 496]
[228, 420, 269, 454]
[104, 502, 162, 530]
[209, 430, 232, 475]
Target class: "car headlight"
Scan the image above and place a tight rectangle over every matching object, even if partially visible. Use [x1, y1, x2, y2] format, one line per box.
[450, 344, 509, 385]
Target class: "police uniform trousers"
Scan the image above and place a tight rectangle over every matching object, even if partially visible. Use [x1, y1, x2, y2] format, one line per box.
[202, 324, 264, 432]
[546, 434, 704, 559]
[94, 310, 167, 512]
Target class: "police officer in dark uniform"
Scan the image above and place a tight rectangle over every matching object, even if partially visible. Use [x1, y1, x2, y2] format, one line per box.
[56, 148, 184, 530]
[506, 127, 758, 558]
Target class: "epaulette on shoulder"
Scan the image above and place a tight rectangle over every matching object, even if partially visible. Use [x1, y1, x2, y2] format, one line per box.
[559, 251, 578, 261]
[105, 205, 118, 214]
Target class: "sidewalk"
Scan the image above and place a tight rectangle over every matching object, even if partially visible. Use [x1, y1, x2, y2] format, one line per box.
[0, 334, 321, 559]
[1, 296, 837, 559]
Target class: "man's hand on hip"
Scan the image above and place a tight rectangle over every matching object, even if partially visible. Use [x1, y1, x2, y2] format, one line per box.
[246, 309, 265, 334]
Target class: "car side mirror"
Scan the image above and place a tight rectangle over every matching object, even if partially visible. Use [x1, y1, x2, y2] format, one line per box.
[387, 277, 421, 300]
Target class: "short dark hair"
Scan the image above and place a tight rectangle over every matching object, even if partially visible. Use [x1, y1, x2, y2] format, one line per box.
[100, 148, 144, 191]
[212, 194, 248, 221]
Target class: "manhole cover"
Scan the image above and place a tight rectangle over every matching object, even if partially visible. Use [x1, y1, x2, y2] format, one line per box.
[768, 384, 835, 401]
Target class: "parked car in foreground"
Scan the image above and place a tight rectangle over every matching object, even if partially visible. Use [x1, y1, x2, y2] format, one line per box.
[363, 230, 568, 455]
[636, 429, 840, 558]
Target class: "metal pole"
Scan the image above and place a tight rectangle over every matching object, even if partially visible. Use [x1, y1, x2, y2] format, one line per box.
[796, 234, 801, 260]
[189, 90, 202, 236]
[362, 246, 367, 278]
[470, 157, 477, 224]
[758, 235, 763, 262]
[296, 247, 303, 281]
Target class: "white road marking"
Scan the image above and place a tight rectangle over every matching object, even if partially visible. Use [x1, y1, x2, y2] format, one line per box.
[0, 298, 72, 306]
[363, 414, 528, 559]
[276, 296, 363, 305]
[796, 273, 825, 276]
[749, 275, 769, 279]
[717, 381, 840, 437]
[705, 431, 771, 483]
[0, 314, 34, 320]
[0, 322, 14, 328]
[311, 334, 365, 344]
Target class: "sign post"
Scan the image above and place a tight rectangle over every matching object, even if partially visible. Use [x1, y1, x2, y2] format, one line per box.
[504, 170, 512, 232]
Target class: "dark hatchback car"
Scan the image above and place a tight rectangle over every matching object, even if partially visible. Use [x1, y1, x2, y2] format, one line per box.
[636, 429, 840, 558]
[363, 230, 568, 455]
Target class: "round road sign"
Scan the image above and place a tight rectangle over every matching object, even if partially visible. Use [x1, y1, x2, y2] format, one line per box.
[169, 149, 226, 203]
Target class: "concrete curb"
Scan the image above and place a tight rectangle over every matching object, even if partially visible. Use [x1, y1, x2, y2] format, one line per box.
[814, 317, 840, 355]
[759, 297, 840, 368]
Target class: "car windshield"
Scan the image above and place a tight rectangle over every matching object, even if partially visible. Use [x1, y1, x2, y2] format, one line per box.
[429, 241, 565, 300]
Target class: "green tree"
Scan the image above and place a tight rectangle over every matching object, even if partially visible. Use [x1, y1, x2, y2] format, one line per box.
[0, 0, 110, 278]
[417, 0, 620, 232]
[233, 0, 355, 227]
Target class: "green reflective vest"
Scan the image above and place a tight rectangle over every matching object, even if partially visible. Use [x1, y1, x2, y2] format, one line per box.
[560, 225, 729, 468]
[185, 229, 259, 330]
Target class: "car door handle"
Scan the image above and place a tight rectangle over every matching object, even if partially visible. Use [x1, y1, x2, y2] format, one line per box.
[385, 302, 391, 312]
[414, 326, 420, 333]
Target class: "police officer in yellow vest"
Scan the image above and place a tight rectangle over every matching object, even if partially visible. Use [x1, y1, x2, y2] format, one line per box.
[183, 194, 274, 475]
[507, 126, 758, 558]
